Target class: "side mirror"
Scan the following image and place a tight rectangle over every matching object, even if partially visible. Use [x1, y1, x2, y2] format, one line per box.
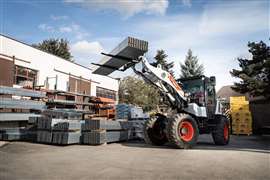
[210, 76, 216, 86]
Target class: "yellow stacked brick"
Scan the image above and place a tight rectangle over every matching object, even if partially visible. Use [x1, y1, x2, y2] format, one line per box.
[230, 96, 252, 135]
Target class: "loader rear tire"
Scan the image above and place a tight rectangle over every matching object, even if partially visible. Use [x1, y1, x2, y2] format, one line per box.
[212, 116, 230, 145]
[143, 116, 167, 146]
[166, 114, 199, 149]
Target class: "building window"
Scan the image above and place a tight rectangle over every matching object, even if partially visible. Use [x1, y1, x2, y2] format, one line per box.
[14, 65, 37, 88]
[96, 87, 116, 100]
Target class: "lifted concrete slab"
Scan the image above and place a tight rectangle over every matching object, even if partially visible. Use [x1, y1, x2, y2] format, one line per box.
[92, 37, 148, 75]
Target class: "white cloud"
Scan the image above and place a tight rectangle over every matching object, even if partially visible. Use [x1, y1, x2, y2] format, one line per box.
[38, 21, 89, 40]
[199, 1, 269, 36]
[182, 0, 192, 7]
[64, 0, 169, 18]
[71, 40, 103, 55]
[70, 40, 104, 65]
[115, 0, 268, 90]
[59, 26, 72, 33]
[59, 23, 89, 39]
[38, 24, 55, 32]
[50, 15, 68, 20]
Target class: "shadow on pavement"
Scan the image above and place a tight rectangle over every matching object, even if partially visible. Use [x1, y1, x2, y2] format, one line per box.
[121, 135, 270, 154]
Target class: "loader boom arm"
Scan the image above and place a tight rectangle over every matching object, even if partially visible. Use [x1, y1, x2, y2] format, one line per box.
[132, 56, 187, 110]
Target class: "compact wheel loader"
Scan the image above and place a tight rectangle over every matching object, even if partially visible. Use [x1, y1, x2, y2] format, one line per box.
[128, 56, 230, 149]
[96, 53, 230, 149]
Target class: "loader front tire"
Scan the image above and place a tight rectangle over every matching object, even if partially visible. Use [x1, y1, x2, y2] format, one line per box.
[167, 114, 199, 149]
[212, 116, 230, 145]
[143, 116, 167, 146]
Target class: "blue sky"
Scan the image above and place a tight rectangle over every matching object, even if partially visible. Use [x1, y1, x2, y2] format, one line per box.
[1, 0, 269, 90]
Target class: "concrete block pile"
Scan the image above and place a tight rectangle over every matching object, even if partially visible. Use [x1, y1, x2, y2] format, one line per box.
[36, 116, 82, 145]
[82, 119, 134, 145]
[0, 86, 45, 141]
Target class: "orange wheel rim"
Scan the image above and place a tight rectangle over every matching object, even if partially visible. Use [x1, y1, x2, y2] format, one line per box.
[224, 124, 229, 141]
[178, 121, 194, 142]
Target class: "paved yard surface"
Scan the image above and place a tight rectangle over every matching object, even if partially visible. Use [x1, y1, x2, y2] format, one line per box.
[0, 135, 269, 180]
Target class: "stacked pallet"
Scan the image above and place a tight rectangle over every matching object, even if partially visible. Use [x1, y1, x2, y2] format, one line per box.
[128, 120, 146, 139]
[230, 96, 252, 135]
[43, 109, 83, 120]
[36, 117, 81, 145]
[36, 109, 82, 144]
[116, 104, 149, 139]
[81, 119, 133, 145]
[0, 86, 45, 141]
[116, 104, 149, 120]
[116, 104, 130, 119]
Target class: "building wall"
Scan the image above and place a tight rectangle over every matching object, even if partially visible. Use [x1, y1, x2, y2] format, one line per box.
[0, 35, 118, 96]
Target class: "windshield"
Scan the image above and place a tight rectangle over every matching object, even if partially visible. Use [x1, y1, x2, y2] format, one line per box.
[181, 79, 204, 94]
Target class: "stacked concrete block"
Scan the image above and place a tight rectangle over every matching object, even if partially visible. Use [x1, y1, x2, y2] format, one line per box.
[130, 107, 149, 120]
[0, 128, 28, 141]
[42, 109, 83, 120]
[116, 104, 131, 119]
[116, 104, 149, 120]
[52, 131, 81, 145]
[128, 120, 146, 139]
[36, 116, 82, 145]
[37, 130, 52, 143]
[82, 130, 107, 145]
[0, 86, 46, 141]
[82, 119, 133, 145]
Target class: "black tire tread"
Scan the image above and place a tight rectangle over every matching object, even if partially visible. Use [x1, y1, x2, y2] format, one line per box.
[212, 116, 230, 145]
[143, 117, 167, 146]
[166, 113, 199, 149]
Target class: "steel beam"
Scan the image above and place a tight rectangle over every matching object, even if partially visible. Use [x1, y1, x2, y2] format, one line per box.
[0, 98, 46, 110]
[0, 86, 46, 98]
[0, 113, 41, 121]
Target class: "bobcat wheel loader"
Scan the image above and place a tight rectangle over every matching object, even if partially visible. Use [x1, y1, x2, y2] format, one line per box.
[95, 52, 230, 149]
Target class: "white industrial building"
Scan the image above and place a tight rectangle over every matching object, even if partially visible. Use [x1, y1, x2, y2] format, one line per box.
[0, 34, 119, 101]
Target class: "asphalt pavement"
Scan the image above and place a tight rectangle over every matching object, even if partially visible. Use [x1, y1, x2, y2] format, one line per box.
[0, 135, 269, 180]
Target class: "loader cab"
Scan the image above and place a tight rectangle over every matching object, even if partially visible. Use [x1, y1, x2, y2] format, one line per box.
[177, 76, 217, 118]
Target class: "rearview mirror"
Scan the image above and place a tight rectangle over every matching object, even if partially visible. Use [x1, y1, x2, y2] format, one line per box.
[210, 76, 216, 86]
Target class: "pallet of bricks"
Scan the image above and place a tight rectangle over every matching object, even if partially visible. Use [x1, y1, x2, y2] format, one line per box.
[36, 109, 82, 145]
[0, 86, 46, 141]
[81, 118, 134, 145]
[230, 96, 252, 135]
[116, 104, 149, 139]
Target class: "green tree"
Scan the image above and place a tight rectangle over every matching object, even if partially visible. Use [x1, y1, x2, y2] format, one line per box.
[180, 49, 204, 78]
[119, 76, 160, 111]
[33, 38, 73, 61]
[230, 40, 270, 99]
[151, 49, 174, 76]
